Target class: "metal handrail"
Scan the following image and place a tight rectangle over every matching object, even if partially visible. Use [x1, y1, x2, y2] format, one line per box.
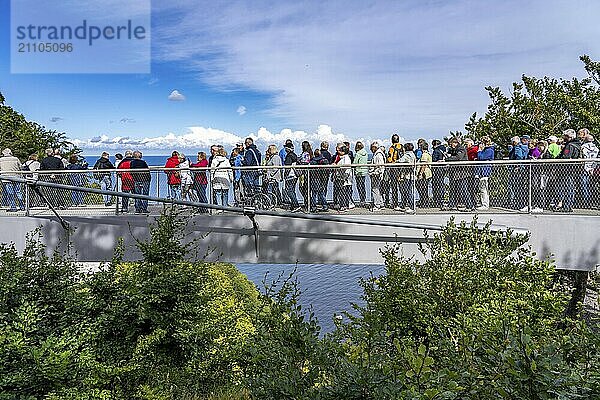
[1, 157, 599, 175]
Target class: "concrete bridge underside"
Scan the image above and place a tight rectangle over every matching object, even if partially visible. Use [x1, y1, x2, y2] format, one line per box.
[1, 213, 598, 271]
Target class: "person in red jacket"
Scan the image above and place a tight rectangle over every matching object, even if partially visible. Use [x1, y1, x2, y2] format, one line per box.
[464, 138, 478, 209]
[117, 150, 135, 213]
[164, 151, 181, 200]
[190, 151, 209, 204]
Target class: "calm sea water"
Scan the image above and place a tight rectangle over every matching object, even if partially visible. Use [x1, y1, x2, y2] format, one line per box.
[83, 155, 386, 333]
[237, 263, 385, 334]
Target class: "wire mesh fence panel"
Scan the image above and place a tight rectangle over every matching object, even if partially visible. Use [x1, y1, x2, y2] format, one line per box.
[1, 159, 599, 216]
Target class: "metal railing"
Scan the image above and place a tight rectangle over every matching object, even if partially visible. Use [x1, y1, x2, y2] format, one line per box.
[1, 158, 599, 216]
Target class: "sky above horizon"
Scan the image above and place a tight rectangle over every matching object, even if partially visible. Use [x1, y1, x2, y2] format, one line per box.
[1, 0, 600, 153]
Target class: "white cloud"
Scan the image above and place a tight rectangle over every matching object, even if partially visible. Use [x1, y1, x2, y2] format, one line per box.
[71, 124, 402, 152]
[168, 90, 186, 101]
[148, 77, 159, 86]
[153, 0, 600, 137]
[236, 105, 247, 116]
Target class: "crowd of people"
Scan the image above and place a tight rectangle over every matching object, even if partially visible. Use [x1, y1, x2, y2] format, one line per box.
[0, 127, 598, 214]
[158, 128, 599, 213]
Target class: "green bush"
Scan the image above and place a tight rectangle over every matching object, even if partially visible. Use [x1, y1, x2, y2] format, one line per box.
[323, 219, 600, 399]
[0, 214, 260, 399]
[2, 214, 598, 399]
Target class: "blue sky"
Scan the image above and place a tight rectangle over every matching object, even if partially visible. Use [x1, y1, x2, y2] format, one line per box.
[1, 0, 600, 153]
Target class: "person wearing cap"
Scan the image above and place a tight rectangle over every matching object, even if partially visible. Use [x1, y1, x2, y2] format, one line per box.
[230, 143, 245, 166]
[547, 136, 560, 158]
[556, 129, 583, 212]
[0, 148, 24, 211]
[581, 133, 599, 209]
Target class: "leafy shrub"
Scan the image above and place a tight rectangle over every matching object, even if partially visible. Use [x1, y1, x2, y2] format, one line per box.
[325, 219, 600, 399]
[0, 213, 260, 399]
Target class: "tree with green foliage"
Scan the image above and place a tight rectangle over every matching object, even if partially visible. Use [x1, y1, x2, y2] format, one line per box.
[0, 92, 77, 160]
[463, 55, 600, 151]
[0, 213, 259, 399]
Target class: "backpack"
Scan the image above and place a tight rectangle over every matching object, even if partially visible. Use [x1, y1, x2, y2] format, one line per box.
[387, 143, 403, 163]
[22, 161, 31, 171]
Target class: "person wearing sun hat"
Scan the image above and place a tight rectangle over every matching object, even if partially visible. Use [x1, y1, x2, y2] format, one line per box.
[547, 135, 560, 158]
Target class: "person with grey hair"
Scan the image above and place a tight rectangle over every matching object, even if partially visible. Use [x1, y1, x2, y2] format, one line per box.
[178, 153, 197, 203]
[117, 150, 135, 213]
[578, 128, 590, 142]
[556, 128, 583, 212]
[369, 142, 386, 210]
[581, 133, 598, 208]
[0, 148, 24, 211]
[130, 150, 151, 214]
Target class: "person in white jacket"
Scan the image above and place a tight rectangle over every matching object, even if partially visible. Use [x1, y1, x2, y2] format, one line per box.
[0, 148, 24, 211]
[178, 154, 197, 202]
[210, 148, 233, 210]
[335, 145, 353, 212]
[397, 142, 417, 213]
[581, 134, 599, 208]
[369, 142, 386, 210]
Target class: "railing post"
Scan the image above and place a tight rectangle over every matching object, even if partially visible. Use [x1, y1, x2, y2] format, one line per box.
[156, 170, 161, 200]
[208, 169, 214, 215]
[413, 162, 417, 212]
[24, 179, 30, 216]
[115, 173, 120, 215]
[307, 167, 311, 212]
[528, 162, 532, 213]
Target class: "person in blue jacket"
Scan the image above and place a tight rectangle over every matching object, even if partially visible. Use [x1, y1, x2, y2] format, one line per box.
[476, 136, 495, 210]
[507, 135, 529, 211]
[241, 137, 262, 196]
